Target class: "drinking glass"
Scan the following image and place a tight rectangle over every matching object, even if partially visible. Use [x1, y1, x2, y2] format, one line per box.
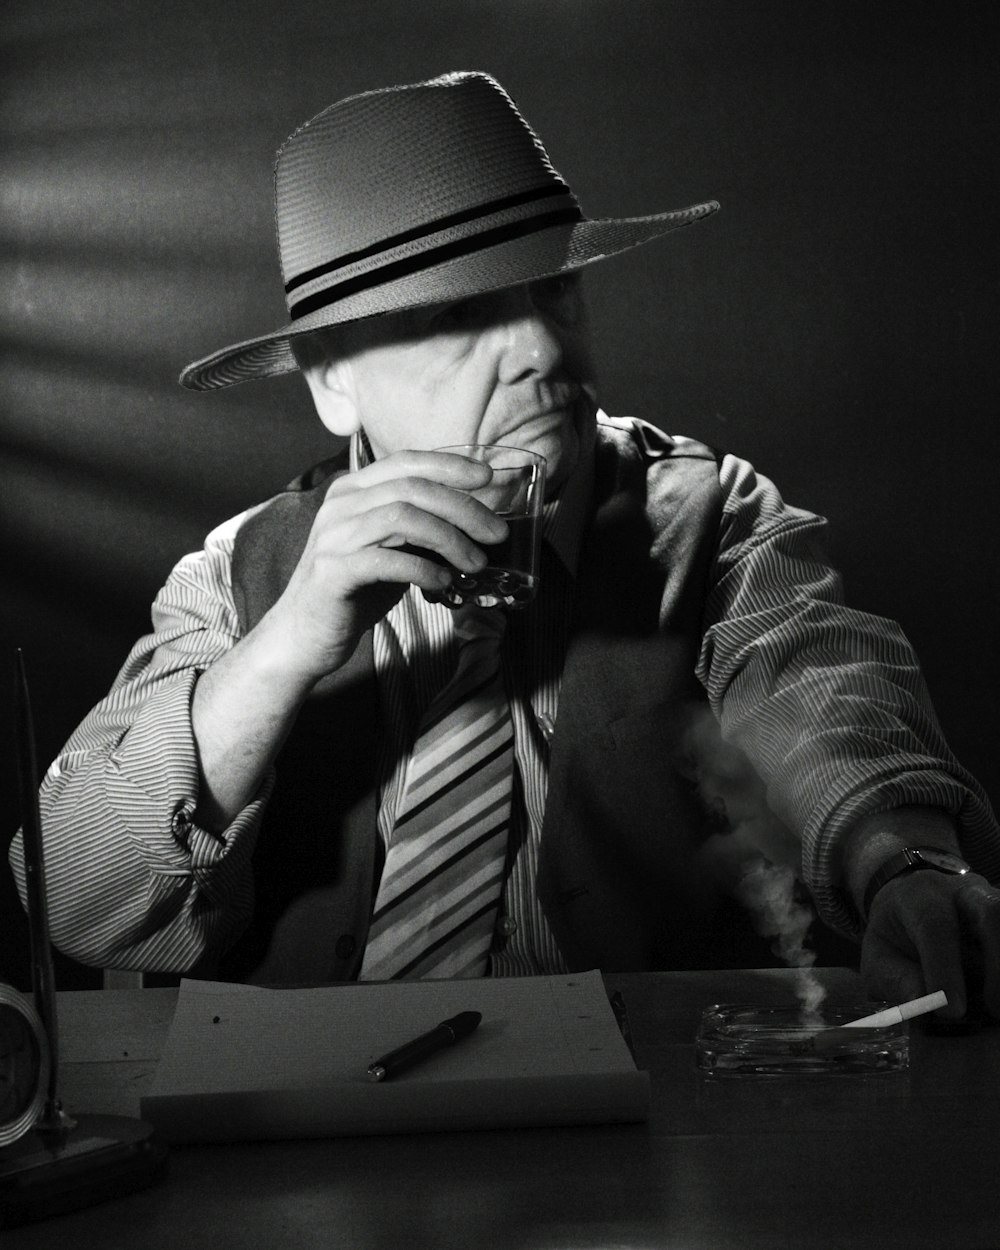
[422, 444, 547, 609]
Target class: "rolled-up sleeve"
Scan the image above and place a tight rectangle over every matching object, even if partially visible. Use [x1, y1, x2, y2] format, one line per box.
[9, 506, 274, 971]
[696, 454, 1000, 936]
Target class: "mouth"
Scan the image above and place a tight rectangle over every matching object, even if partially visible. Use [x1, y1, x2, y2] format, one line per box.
[493, 413, 566, 453]
[514, 407, 567, 430]
[507, 390, 582, 436]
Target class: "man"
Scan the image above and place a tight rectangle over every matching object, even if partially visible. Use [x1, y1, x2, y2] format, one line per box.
[11, 72, 1000, 1013]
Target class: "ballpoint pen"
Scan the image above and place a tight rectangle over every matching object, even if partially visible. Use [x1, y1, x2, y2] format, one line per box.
[367, 1011, 482, 1082]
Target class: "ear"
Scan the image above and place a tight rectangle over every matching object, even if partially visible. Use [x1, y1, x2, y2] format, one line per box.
[301, 358, 362, 437]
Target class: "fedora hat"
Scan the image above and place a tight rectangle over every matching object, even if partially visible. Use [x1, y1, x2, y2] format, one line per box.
[180, 71, 719, 391]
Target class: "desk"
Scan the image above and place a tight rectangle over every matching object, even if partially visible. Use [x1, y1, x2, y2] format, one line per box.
[5, 968, 998, 1249]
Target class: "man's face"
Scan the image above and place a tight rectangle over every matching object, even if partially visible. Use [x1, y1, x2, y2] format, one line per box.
[334, 274, 596, 493]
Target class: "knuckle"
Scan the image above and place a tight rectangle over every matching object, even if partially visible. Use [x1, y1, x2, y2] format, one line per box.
[380, 499, 406, 527]
[366, 547, 388, 574]
[324, 473, 355, 499]
[382, 498, 420, 530]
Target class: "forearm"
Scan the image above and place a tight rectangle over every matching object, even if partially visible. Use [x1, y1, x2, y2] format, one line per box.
[698, 455, 1000, 935]
[191, 608, 317, 829]
[709, 609, 997, 935]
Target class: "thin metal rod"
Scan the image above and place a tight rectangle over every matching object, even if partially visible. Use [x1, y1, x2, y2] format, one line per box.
[14, 647, 67, 1134]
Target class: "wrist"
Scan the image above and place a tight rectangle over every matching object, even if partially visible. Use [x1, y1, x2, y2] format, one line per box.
[842, 807, 963, 920]
[248, 605, 337, 696]
[191, 623, 315, 831]
[861, 845, 973, 919]
[255, 592, 368, 691]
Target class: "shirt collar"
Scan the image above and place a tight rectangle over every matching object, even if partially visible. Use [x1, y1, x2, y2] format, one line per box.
[348, 431, 371, 474]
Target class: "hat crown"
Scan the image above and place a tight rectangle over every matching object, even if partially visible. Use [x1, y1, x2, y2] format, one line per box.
[275, 72, 573, 291]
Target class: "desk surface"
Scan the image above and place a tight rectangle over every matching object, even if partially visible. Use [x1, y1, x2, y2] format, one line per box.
[5, 968, 998, 1249]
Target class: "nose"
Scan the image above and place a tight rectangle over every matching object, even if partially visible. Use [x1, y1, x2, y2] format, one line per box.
[495, 285, 565, 384]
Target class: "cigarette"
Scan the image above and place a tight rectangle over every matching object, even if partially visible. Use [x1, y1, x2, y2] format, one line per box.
[792, 989, 950, 1055]
[839, 990, 948, 1029]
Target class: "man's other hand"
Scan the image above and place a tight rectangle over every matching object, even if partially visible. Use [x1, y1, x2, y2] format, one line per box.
[861, 870, 1000, 1019]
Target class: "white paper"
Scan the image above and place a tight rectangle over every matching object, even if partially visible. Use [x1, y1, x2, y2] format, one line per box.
[141, 970, 649, 1141]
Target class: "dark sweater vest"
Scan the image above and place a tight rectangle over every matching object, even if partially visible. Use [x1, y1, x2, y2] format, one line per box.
[217, 420, 773, 983]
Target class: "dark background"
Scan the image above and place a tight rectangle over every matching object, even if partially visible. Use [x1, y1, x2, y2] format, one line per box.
[2, 1, 997, 990]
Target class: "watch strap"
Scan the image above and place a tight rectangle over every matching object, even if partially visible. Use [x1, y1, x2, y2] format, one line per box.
[862, 846, 970, 918]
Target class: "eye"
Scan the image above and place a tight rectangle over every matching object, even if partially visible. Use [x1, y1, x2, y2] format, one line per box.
[530, 273, 583, 323]
[429, 295, 492, 332]
[534, 274, 574, 299]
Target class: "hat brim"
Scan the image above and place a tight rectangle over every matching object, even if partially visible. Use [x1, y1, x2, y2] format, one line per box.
[179, 201, 719, 391]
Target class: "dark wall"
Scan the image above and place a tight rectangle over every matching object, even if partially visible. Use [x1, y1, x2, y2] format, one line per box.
[2, 1, 997, 988]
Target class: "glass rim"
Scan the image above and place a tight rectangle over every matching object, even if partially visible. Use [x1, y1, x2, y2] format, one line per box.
[433, 442, 547, 468]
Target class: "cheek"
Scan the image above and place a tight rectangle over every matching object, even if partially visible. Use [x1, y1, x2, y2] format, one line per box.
[418, 361, 496, 444]
[563, 327, 596, 384]
[354, 341, 498, 451]
[353, 377, 427, 458]
[364, 379, 477, 453]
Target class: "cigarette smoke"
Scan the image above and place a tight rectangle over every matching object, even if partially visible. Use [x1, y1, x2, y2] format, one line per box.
[732, 860, 826, 1026]
[684, 709, 827, 1024]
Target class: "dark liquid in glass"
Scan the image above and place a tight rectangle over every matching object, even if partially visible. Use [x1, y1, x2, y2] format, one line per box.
[403, 513, 539, 609]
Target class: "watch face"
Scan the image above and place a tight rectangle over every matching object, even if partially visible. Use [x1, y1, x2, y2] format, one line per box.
[912, 847, 969, 873]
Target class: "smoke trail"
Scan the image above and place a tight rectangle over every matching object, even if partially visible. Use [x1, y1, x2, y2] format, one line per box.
[684, 708, 827, 1023]
[733, 859, 826, 1026]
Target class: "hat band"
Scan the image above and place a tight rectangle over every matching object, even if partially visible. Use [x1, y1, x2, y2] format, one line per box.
[285, 184, 573, 296]
[287, 202, 584, 322]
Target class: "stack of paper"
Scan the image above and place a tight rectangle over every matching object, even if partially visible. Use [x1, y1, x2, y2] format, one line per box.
[141, 970, 649, 1142]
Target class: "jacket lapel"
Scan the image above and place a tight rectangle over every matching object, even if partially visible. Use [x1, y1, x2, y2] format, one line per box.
[536, 427, 723, 970]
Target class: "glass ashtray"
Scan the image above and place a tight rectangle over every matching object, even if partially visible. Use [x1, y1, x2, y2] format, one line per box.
[695, 1003, 909, 1076]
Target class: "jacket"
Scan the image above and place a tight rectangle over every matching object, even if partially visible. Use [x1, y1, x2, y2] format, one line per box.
[217, 418, 773, 982]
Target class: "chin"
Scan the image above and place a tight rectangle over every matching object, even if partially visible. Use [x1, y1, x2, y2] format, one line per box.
[534, 433, 577, 494]
[499, 406, 586, 489]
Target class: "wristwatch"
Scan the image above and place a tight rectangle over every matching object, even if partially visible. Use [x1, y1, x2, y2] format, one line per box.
[863, 845, 971, 918]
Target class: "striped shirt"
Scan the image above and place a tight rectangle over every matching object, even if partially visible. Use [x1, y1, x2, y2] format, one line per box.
[11, 414, 999, 974]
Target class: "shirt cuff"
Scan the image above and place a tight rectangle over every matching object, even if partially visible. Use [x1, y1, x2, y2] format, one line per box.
[805, 770, 1000, 938]
[105, 667, 272, 880]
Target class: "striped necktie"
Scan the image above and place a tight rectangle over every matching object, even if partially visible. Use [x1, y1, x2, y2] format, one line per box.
[359, 606, 514, 979]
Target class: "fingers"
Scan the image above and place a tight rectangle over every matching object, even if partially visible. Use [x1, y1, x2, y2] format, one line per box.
[862, 872, 1000, 1019]
[320, 491, 505, 591]
[859, 931, 925, 1006]
[326, 455, 508, 552]
[905, 885, 967, 1018]
[338, 503, 486, 590]
[330, 449, 493, 499]
[863, 875, 965, 1015]
[954, 875, 1000, 1017]
[351, 543, 453, 598]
